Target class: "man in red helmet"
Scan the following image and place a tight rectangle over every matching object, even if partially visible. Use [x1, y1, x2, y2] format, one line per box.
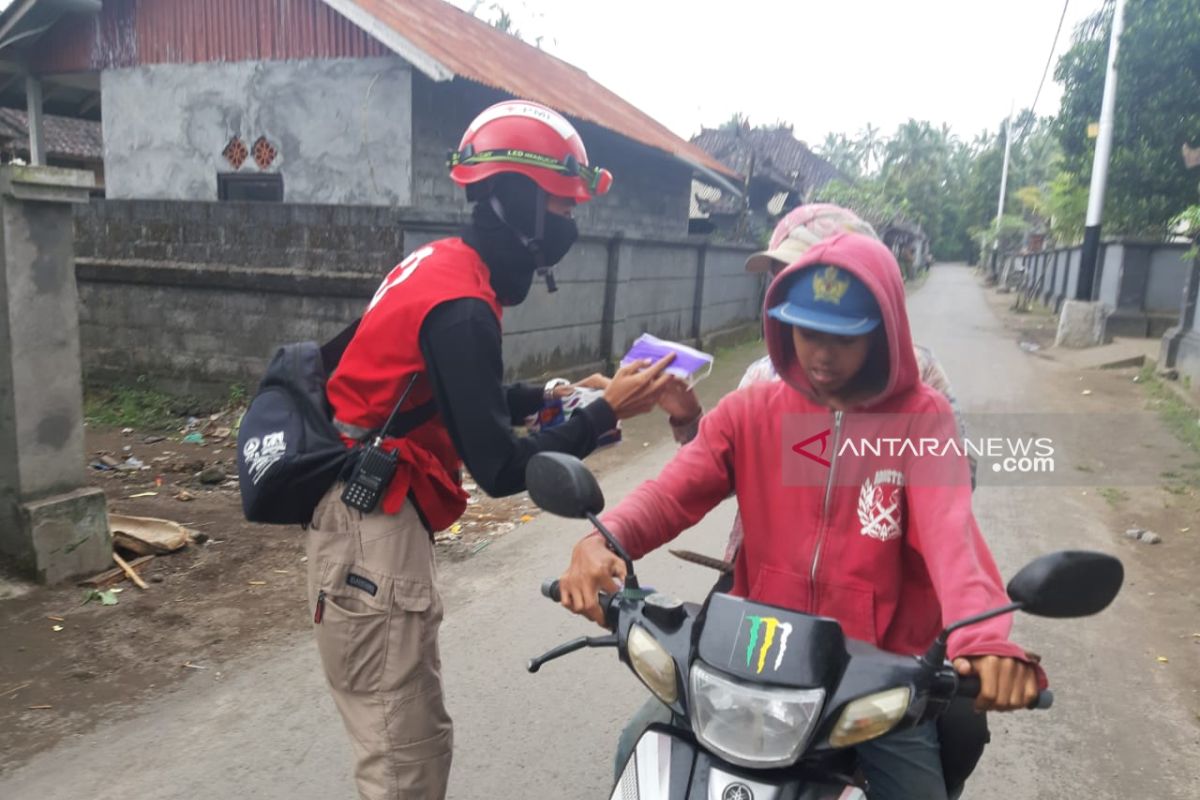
[309, 100, 673, 799]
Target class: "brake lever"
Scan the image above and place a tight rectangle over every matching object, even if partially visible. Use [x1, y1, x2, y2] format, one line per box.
[527, 634, 618, 673]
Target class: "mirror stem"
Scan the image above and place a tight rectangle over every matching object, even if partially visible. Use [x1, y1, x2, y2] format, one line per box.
[920, 601, 1022, 669]
[587, 511, 639, 590]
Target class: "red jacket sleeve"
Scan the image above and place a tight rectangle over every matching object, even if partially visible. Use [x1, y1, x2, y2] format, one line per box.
[904, 397, 1047, 684]
[600, 393, 740, 559]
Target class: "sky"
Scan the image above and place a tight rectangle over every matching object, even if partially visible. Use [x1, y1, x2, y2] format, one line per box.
[450, 0, 1102, 147]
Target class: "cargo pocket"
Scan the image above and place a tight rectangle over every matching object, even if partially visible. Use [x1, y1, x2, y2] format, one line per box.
[314, 562, 393, 693]
[381, 577, 437, 697]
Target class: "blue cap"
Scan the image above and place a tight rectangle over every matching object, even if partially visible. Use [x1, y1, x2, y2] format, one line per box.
[767, 265, 882, 336]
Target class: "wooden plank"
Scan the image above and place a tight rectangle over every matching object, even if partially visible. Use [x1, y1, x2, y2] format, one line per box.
[79, 555, 154, 588]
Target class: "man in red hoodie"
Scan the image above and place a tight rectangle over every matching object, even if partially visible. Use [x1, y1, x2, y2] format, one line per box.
[558, 233, 1041, 799]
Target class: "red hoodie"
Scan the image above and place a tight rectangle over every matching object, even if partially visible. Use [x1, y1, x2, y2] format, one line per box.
[604, 233, 1036, 666]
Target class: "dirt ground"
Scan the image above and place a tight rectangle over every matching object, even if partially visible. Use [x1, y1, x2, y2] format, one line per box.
[0, 340, 766, 772]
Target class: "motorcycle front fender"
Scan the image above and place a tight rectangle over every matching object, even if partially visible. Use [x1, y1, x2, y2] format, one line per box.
[611, 726, 864, 800]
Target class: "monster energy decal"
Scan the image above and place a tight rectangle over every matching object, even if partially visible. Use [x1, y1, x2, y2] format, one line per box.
[744, 615, 794, 674]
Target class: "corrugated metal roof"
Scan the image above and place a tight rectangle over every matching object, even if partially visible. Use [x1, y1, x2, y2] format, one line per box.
[0, 106, 102, 160]
[323, 0, 736, 178]
[31, 0, 391, 73]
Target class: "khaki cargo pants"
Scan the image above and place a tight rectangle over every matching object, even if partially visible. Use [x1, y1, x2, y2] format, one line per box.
[306, 484, 452, 799]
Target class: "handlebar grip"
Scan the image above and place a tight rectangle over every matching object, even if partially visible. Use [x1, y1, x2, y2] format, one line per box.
[541, 579, 561, 603]
[956, 675, 1053, 710]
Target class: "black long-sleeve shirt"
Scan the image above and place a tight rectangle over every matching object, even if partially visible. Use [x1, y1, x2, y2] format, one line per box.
[418, 297, 617, 497]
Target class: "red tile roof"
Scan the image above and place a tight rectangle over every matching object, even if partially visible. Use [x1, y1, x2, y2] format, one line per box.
[691, 127, 846, 194]
[0, 107, 102, 161]
[323, 0, 737, 179]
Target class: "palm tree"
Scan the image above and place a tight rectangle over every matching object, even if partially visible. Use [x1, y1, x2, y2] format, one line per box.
[818, 132, 862, 178]
[856, 123, 885, 175]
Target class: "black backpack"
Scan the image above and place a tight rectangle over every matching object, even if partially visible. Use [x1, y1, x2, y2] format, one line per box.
[236, 321, 432, 525]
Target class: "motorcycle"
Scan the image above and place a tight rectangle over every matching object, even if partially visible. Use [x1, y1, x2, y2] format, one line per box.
[524, 452, 1124, 800]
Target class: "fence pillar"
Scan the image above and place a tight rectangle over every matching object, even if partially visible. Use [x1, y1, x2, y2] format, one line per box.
[599, 233, 623, 373]
[691, 243, 708, 343]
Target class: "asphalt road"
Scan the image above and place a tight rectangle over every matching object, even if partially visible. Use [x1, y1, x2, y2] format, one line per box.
[2, 264, 1196, 799]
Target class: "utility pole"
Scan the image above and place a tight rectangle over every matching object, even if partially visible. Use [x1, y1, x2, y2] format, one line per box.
[991, 101, 1015, 278]
[1077, 0, 1128, 300]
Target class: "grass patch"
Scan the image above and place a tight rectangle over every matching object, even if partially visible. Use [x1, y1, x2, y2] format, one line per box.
[1164, 484, 1191, 497]
[1075, 464, 1095, 473]
[1138, 365, 1200, 480]
[84, 385, 179, 432]
[1098, 487, 1128, 507]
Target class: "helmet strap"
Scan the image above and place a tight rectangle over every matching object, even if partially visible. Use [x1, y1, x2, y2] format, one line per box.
[531, 188, 558, 293]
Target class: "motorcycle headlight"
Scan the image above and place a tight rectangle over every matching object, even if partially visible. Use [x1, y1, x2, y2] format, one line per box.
[628, 624, 678, 704]
[688, 661, 825, 768]
[827, 687, 911, 748]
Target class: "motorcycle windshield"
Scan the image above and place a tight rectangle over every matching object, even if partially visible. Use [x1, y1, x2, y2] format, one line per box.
[696, 594, 849, 688]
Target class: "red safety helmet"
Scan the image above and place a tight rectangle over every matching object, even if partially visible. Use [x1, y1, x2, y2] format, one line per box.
[448, 100, 613, 203]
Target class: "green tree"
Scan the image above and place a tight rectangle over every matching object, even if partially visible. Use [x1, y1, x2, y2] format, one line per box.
[1055, 0, 1200, 237]
[817, 132, 864, 178]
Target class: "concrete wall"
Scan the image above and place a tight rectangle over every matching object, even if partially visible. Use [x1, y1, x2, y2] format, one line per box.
[73, 200, 757, 394]
[1146, 245, 1191, 313]
[1097, 243, 1123, 307]
[102, 58, 415, 205]
[1018, 239, 1187, 340]
[1064, 248, 1081, 303]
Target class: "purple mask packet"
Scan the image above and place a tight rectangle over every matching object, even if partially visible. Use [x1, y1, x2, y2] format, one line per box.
[620, 333, 714, 384]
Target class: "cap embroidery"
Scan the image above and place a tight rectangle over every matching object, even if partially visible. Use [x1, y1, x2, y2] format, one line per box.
[812, 265, 849, 305]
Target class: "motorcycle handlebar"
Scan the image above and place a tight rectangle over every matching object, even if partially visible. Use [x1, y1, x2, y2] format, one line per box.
[955, 674, 1054, 710]
[541, 579, 616, 629]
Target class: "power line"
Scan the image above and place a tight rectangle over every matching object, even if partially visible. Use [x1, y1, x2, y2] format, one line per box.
[1030, 0, 1072, 116]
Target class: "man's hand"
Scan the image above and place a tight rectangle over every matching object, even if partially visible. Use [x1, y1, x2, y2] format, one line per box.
[602, 355, 675, 419]
[657, 376, 701, 424]
[559, 535, 627, 627]
[953, 655, 1040, 712]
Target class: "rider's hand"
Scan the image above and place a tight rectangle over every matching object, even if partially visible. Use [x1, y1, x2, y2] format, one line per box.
[657, 376, 701, 424]
[602, 355, 675, 420]
[559, 534, 626, 627]
[953, 655, 1040, 712]
[575, 373, 612, 391]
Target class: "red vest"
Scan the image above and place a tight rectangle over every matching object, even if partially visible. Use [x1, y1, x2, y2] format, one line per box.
[326, 238, 503, 531]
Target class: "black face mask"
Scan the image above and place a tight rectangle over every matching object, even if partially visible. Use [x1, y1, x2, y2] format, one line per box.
[463, 175, 579, 305]
[464, 199, 538, 306]
[535, 210, 579, 269]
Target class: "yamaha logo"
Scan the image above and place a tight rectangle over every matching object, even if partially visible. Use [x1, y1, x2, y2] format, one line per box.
[722, 784, 754, 800]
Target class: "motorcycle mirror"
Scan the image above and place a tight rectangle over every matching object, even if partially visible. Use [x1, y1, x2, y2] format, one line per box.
[921, 549, 1123, 670]
[1006, 550, 1124, 618]
[525, 452, 605, 519]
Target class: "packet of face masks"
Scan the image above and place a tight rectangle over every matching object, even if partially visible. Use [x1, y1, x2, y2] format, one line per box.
[525, 386, 622, 447]
[620, 333, 714, 385]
